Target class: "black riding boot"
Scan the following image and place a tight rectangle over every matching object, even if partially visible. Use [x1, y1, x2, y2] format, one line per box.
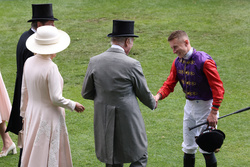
[184, 153, 195, 167]
[203, 153, 217, 167]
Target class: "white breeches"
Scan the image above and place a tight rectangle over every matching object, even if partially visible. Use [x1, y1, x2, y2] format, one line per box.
[182, 99, 218, 154]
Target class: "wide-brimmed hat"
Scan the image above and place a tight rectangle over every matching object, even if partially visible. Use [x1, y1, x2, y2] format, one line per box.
[26, 26, 70, 55]
[107, 20, 139, 37]
[196, 128, 225, 152]
[27, 4, 58, 22]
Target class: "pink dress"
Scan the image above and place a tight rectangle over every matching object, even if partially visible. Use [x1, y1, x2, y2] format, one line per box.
[0, 71, 11, 123]
[20, 55, 76, 167]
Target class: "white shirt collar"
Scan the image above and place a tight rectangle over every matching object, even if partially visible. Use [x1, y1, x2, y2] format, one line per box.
[111, 45, 125, 52]
[183, 47, 193, 60]
[31, 27, 36, 32]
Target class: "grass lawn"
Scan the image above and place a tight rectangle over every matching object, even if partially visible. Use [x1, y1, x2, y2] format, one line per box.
[0, 0, 249, 166]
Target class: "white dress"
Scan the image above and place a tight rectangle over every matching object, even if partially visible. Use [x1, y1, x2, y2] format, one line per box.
[0, 71, 11, 123]
[20, 55, 76, 167]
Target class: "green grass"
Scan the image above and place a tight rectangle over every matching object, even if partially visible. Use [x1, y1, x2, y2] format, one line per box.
[0, 0, 249, 166]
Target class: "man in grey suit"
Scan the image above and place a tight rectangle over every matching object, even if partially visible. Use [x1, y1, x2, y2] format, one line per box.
[82, 20, 157, 167]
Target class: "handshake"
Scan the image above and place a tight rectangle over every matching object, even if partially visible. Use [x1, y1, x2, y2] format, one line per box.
[152, 93, 162, 110]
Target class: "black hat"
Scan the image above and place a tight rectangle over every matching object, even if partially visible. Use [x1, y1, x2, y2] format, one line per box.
[196, 129, 225, 152]
[107, 20, 139, 37]
[27, 4, 58, 22]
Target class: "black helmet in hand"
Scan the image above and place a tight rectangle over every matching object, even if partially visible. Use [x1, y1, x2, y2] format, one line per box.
[196, 128, 225, 152]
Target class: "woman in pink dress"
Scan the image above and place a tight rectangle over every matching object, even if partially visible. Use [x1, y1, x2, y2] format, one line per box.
[0, 71, 17, 157]
[20, 25, 85, 167]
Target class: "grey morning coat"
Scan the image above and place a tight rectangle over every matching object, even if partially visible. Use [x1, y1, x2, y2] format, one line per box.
[82, 48, 156, 164]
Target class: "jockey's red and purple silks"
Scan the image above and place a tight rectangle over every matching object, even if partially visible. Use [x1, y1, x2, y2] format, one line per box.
[175, 49, 215, 100]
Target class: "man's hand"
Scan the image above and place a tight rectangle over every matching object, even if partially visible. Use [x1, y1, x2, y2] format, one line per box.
[207, 109, 218, 127]
[154, 93, 162, 102]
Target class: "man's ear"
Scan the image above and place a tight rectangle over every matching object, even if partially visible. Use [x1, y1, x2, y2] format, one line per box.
[37, 21, 43, 28]
[125, 38, 130, 47]
[184, 39, 189, 46]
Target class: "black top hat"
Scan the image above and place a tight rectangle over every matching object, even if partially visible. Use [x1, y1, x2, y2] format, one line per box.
[27, 4, 58, 22]
[107, 20, 139, 37]
[196, 129, 225, 152]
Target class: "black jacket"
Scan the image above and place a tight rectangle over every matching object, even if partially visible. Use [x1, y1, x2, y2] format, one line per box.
[6, 29, 34, 134]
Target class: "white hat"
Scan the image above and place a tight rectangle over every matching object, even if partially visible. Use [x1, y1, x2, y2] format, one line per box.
[26, 25, 70, 54]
